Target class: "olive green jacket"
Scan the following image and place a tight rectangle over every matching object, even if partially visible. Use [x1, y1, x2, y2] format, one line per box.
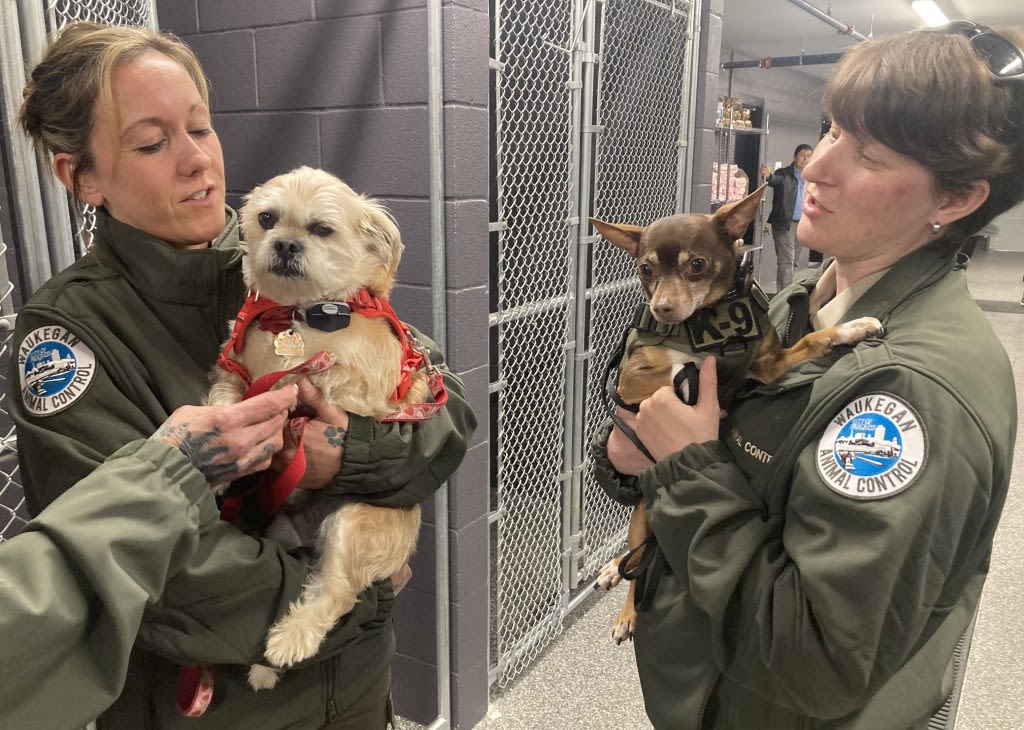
[0, 440, 222, 730]
[593, 244, 1015, 729]
[6, 208, 476, 729]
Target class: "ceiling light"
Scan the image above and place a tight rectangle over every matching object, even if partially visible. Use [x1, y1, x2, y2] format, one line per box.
[911, 1, 949, 27]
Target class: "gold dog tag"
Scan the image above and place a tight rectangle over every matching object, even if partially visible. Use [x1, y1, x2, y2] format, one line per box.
[274, 329, 305, 357]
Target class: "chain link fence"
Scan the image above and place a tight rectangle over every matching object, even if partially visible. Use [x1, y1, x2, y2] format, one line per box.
[0, 227, 24, 542]
[490, 0, 697, 688]
[0, 0, 157, 544]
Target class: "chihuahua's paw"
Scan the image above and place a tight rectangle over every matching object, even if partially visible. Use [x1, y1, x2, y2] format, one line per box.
[612, 608, 637, 645]
[594, 558, 623, 591]
[836, 316, 884, 345]
[247, 664, 281, 691]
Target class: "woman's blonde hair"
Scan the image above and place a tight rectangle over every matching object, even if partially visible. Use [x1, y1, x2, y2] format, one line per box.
[823, 29, 1024, 244]
[19, 21, 210, 200]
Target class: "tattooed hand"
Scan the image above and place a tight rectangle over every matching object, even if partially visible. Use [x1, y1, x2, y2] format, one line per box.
[271, 376, 350, 490]
[153, 386, 298, 484]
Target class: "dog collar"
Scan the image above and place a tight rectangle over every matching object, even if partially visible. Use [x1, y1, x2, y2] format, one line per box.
[631, 250, 769, 348]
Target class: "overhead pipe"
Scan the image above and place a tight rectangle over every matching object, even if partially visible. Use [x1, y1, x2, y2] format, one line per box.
[722, 0, 869, 71]
[784, 0, 870, 42]
[722, 52, 844, 70]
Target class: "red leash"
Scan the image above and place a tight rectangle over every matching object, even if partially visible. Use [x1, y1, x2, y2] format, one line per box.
[218, 351, 336, 524]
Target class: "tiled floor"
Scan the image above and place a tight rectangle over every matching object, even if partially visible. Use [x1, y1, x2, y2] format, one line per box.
[407, 246, 1024, 730]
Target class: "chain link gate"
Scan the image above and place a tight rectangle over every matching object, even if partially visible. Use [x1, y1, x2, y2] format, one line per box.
[0, 0, 158, 546]
[490, 0, 699, 688]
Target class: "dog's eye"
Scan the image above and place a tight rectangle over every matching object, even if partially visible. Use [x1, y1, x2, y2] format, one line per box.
[639, 263, 654, 279]
[308, 223, 334, 238]
[688, 258, 707, 274]
[258, 211, 278, 230]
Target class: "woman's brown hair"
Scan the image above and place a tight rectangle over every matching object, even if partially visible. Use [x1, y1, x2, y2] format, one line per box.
[823, 29, 1024, 245]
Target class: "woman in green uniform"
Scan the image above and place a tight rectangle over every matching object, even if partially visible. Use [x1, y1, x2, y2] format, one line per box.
[595, 23, 1023, 729]
[9, 20, 475, 730]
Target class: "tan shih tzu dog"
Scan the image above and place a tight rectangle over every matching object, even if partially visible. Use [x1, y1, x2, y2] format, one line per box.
[208, 166, 432, 690]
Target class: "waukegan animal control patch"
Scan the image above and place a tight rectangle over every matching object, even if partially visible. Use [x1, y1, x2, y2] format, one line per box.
[18, 326, 96, 416]
[816, 393, 927, 500]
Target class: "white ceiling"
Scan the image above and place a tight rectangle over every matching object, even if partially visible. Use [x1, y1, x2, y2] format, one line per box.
[721, 0, 1024, 79]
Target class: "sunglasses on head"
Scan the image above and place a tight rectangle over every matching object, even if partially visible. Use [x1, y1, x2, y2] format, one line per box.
[932, 20, 1024, 83]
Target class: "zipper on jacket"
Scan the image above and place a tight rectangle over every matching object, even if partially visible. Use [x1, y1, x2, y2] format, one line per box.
[325, 654, 340, 721]
[780, 288, 811, 348]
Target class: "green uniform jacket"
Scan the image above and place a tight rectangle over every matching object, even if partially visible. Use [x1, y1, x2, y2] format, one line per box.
[593, 243, 1016, 729]
[6, 208, 476, 729]
[0, 439, 222, 730]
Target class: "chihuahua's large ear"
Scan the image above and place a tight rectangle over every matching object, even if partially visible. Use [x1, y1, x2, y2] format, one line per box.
[589, 218, 646, 257]
[713, 184, 766, 240]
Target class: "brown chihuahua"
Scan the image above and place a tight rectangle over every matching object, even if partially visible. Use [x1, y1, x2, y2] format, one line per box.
[590, 185, 882, 644]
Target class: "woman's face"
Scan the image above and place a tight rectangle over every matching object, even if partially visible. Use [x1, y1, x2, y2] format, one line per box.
[797, 122, 943, 268]
[78, 51, 226, 249]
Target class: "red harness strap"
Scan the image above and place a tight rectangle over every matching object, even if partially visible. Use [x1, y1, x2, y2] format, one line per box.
[346, 289, 424, 402]
[216, 291, 294, 384]
[344, 289, 449, 421]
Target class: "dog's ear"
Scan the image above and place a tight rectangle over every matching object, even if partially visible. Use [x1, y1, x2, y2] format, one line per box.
[360, 200, 405, 292]
[589, 218, 646, 257]
[713, 184, 766, 240]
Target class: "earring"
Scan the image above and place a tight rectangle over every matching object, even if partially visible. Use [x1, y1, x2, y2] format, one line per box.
[931, 222, 941, 235]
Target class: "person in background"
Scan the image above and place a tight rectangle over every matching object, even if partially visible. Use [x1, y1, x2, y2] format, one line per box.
[596, 21, 1022, 729]
[9, 20, 475, 730]
[761, 143, 813, 292]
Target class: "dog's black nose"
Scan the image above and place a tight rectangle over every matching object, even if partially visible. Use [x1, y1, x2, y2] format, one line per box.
[273, 239, 304, 261]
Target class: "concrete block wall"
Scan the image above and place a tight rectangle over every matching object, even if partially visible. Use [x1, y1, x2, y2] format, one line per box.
[155, 1, 490, 726]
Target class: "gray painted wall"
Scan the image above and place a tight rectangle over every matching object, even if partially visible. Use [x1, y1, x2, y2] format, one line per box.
[717, 51, 824, 171]
[154, 1, 490, 725]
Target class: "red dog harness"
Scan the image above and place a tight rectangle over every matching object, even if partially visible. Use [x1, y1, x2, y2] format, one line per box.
[216, 289, 447, 414]
[177, 288, 447, 717]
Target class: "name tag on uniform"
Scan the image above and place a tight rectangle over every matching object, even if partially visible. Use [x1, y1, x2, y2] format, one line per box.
[686, 294, 763, 351]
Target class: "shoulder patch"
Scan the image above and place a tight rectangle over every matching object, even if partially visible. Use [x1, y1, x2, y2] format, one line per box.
[816, 393, 927, 500]
[18, 326, 97, 416]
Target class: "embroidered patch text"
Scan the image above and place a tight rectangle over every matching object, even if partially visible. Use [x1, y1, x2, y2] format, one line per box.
[18, 326, 97, 416]
[816, 393, 927, 500]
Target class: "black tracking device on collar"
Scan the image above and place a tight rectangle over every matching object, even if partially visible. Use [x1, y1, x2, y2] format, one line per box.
[303, 301, 351, 332]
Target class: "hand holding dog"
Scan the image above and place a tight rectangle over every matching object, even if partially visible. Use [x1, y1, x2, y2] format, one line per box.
[153, 386, 297, 484]
[272, 377, 351, 490]
[608, 357, 722, 474]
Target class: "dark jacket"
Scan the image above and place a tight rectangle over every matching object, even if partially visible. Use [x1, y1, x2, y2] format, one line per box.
[765, 162, 801, 229]
[6, 207, 476, 729]
[0, 440, 222, 730]
[593, 244, 1015, 729]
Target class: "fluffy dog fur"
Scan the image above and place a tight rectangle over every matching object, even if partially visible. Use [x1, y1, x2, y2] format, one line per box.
[590, 186, 882, 643]
[208, 166, 429, 689]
